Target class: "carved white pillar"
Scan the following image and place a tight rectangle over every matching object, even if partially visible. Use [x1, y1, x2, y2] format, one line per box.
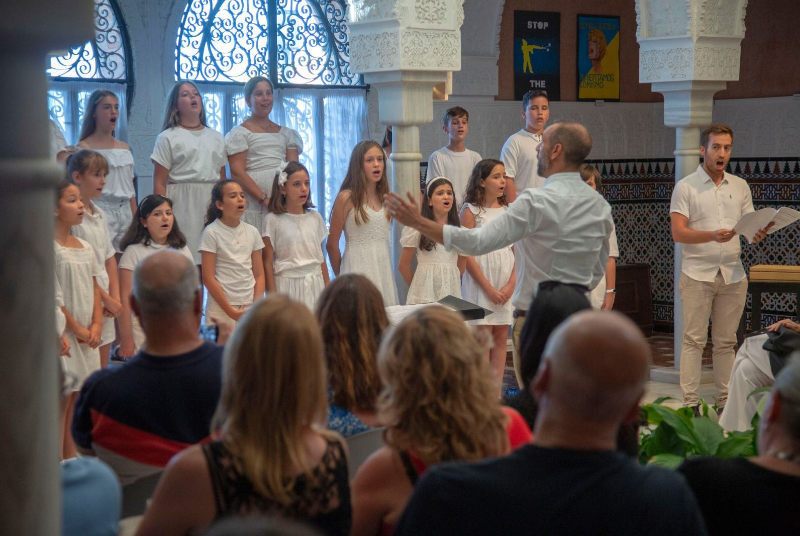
[347, 0, 465, 303]
[636, 0, 748, 368]
[0, 2, 93, 534]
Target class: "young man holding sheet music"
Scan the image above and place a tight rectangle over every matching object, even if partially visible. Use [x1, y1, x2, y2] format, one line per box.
[670, 123, 772, 413]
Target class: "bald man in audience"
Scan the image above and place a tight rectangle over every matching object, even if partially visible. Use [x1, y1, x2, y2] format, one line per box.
[72, 251, 228, 486]
[394, 311, 708, 536]
[386, 121, 614, 389]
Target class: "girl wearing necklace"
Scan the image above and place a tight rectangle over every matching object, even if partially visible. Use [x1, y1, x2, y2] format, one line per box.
[225, 76, 303, 229]
[151, 81, 227, 267]
[678, 356, 800, 535]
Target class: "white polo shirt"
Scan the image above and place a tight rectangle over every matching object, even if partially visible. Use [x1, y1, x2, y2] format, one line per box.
[670, 165, 754, 283]
[425, 147, 482, 206]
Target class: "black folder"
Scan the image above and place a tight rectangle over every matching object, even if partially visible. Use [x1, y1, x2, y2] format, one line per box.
[437, 295, 493, 321]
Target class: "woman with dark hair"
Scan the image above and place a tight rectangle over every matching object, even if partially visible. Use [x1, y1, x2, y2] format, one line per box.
[504, 281, 592, 428]
[316, 274, 387, 437]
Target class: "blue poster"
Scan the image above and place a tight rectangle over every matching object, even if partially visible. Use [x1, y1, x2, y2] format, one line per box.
[513, 11, 560, 101]
[577, 15, 620, 101]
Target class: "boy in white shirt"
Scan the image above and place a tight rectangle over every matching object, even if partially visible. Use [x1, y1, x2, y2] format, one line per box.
[425, 106, 482, 206]
[501, 90, 551, 202]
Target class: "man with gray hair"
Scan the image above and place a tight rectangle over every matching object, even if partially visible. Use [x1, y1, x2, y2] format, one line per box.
[72, 251, 226, 485]
[395, 311, 708, 536]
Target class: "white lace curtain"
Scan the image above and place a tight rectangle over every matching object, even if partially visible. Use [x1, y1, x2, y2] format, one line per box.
[195, 84, 368, 225]
[47, 81, 129, 145]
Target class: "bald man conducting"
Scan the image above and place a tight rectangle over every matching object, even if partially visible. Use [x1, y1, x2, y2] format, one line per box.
[386, 122, 614, 389]
[394, 311, 708, 536]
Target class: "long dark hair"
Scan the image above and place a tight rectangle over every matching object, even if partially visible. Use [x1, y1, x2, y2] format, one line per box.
[462, 159, 507, 213]
[419, 177, 460, 251]
[519, 281, 592, 387]
[336, 140, 389, 225]
[119, 194, 187, 250]
[266, 161, 315, 215]
[204, 179, 239, 227]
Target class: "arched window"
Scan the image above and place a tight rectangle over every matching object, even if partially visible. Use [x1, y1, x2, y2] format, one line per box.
[175, 0, 368, 223]
[47, 0, 132, 145]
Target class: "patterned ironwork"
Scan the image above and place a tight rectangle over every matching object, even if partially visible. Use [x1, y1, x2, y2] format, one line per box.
[48, 0, 128, 81]
[48, 90, 69, 134]
[176, 0, 362, 86]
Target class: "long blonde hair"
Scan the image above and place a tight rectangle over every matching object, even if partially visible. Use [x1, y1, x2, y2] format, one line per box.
[337, 140, 389, 225]
[78, 90, 118, 141]
[377, 306, 509, 464]
[212, 295, 336, 505]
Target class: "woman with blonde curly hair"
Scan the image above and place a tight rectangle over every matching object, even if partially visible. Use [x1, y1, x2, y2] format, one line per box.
[136, 295, 351, 536]
[317, 274, 387, 437]
[350, 306, 531, 536]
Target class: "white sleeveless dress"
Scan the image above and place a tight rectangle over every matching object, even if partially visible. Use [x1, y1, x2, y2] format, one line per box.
[460, 205, 515, 325]
[341, 205, 398, 306]
[400, 227, 461, 305]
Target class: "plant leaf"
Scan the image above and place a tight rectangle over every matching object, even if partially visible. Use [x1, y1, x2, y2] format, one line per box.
[653, 405, 699, 448]
[640, 404, 664, 425]
[700, 398, 709, 418]
[652, 396, 674, 405]
[716, 435, 752, 458]
[747, 387, 771, 400]
[692, 417, 724, 456]
[648, 453, 685, 469]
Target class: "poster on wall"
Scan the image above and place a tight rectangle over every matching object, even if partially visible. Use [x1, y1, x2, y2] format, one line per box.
[513, 11, 560, 101]
[576, 14, 620, 101]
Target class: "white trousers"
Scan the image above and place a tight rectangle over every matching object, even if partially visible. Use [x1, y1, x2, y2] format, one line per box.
[718, 333, 774, 432]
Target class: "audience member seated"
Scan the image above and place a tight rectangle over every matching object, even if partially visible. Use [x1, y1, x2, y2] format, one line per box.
[394, 311, 707, 536]
[60, 366, 121, 536]
[504, 281, 591, 427]
[135, 295, 351, 536]
[719, 319, 800, 432]
[317, 274, 386, 437]
[72, 251, 224, 485]
[203, 516, 323, 536]
[679, 355, 800, 536]
[350, 306, 531, 536]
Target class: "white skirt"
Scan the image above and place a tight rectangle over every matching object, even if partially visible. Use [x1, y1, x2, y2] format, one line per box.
[274, 267, 325, 311]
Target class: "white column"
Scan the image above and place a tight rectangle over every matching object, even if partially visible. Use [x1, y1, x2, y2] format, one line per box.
[0, 2, 93, 534]
[636, 0, 748, 366]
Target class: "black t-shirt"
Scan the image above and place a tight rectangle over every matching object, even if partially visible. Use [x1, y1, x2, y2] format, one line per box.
[394, 444, 707, 536]
[679, 456, 800, 536]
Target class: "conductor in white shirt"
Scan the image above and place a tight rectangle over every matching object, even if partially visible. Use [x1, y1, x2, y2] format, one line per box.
[669, 123, 771, 413]
[385, 122, 614, 388]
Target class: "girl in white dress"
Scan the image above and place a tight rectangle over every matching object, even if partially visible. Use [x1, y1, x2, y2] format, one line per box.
[580, 164, 619, 310]
[460, 159, 516, 390]
[328, 140, 398, 306]
[262, 161, 330, 310]
[399, 176, 466, 305]
[226, 76, 303, 228]
[76, 90, 136, 254]
[117, 195, 194, 358]
[199, 180, 265, 326]
[68, 150, 123, 368]
[151, 81, 227, 265]
[54, 181, 102, 459]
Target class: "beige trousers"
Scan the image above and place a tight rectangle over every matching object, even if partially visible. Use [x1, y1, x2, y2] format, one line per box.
[678, 271, 747, 407]
[511, 316, 525, 389]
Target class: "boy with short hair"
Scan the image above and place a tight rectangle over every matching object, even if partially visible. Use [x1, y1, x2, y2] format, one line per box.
[425, 106, 482, 206]
[501, 90, 551, 202]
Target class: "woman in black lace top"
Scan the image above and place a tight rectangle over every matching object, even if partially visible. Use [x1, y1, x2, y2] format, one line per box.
[136, 295, 351, 536]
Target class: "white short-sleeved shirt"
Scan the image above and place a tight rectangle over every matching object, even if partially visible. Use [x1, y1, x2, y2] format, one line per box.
[670, 165, 754, 283]
[262, 211, 327, 277]
[150, 127, 227, 183]
[199, 219, 264, 305]
[500, 129, 545, 192]
[443, 172, 613, 310]
[72, 202, 116, 291]
[94, 148, 136, 200]
[118, 242, 195, 272]
[425, 147, 482, 205]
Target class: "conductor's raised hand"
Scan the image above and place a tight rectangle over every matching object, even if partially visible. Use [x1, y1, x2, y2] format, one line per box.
[384, 191, 422, 228]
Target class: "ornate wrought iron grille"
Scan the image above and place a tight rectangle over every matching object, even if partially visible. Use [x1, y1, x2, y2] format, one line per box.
[176, 0, 363, 87]
[47, 0, 130, 82]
